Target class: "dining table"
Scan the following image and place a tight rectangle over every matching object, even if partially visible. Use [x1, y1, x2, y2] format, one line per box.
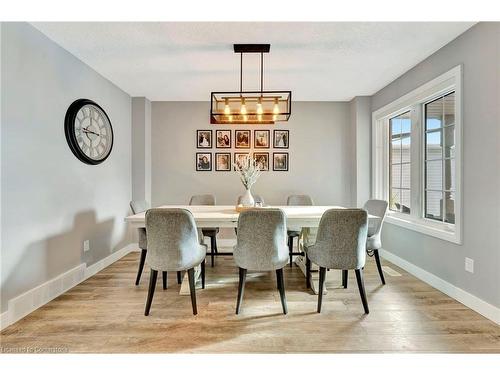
[125, 205, 379, 295]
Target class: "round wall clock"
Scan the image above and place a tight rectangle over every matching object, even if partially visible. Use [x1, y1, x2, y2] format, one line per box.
[64, 99, 114, 165]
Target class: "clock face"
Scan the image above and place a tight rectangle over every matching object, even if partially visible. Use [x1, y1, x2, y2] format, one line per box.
[65, 99, 114, 165]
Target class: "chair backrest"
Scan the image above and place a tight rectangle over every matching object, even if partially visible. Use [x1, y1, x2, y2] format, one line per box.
[145, 208, 201, 271]
[189, 194, 216, 205]
[363, 199, 388, 237]
[287, 194, 314, 206]
[237, 194, 264, 205]
[234, 208, 288, 271]
[130, 200, 149, 214]
[312, 209, 368, 269]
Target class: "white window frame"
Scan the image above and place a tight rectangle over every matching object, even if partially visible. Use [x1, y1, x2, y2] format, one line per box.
[372, 65, 462, 244]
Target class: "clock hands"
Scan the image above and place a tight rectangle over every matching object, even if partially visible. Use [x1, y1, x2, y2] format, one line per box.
[82, 128, 100, 136]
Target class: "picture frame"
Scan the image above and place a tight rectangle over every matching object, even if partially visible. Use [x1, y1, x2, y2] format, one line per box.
[273, 152, 289, 171]
[254, 130, 270, 148]
[197, 130, 213, 148]
[234, 153, 251, 170]
[273, 129, 289, 149]
[235, 130, 251, 148]
[253, 152, 269, 171]
[215, 153, 231, 171]
[215, 130, 231, 148]
[196, 152, 212, 171]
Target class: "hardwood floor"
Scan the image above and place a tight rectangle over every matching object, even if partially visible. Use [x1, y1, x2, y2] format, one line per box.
[1, 250, 499, 353]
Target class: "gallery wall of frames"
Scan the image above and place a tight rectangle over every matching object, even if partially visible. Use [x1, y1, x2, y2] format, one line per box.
[195, 129, 289, 172]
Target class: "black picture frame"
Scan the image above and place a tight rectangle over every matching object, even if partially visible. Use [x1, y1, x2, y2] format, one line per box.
[215, 153, 232, 171]
[215, 130, 232, 148]
[196, 130, 213, 149]
[254, 130, 270, 148]
[273, 152, 289, 171]
[253, 152, 269, 171]
[196, 152, 212, 171]
[234, 153, 250, 170]
[273, 129, 289, 149]
[235, 130, 251, 148]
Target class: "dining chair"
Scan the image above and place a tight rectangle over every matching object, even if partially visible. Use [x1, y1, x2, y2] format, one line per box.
[305, 209, 369, 314]
[144, 208, 206, 316]
[363, 199, 388, 285]
[233, 208, 289, 315]
[286, 194, 314, 267]
[189, 194, 218, 267]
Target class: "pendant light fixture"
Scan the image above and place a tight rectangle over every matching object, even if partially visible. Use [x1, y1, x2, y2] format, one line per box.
[210, 44, 292, 124]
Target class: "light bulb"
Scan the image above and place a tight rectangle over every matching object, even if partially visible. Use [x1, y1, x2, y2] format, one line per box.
[257, 114, 263, 122]
[273, 114, 277, 121]
[273, 98, 280, 114]
[243, 114, 248, 122]
[240, 98, 247, 115]
[224, 98, 230, 115]
[228, 115, 233, 122]
[256, 97, 263, 115]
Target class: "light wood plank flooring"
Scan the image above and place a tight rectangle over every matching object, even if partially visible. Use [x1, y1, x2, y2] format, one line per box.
[1, 251, 499, 353]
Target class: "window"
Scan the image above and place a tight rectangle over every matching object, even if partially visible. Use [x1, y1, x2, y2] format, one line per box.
[372, 66, 462, 244]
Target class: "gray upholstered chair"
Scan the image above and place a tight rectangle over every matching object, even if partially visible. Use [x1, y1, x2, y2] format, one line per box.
[233, 209, 289, 315]
[363, 199, 388, 285]
[144, 208, 206, 316]
[189, 194, 218, 267]
[305, 209, 369, 314]
[286, 194, 314, 267]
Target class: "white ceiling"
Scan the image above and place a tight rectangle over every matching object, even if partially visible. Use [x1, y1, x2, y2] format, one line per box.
[32, 22, 474, 101]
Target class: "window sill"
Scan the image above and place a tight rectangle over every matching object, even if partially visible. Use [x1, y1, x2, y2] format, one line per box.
[385, 212, 462, 244]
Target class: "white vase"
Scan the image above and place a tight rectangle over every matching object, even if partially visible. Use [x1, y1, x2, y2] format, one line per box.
[241, 189, 255, 207]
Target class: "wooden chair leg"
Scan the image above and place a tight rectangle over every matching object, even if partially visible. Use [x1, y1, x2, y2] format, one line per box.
[373, 249, 386, 285]
[276, 268, 288, 314]
[210, 236, 215, 267]
[317, 267, 326, 313]
[288, 236, 293, 267]
[135, 249, 147, 285]
[235, 267, 247, 314]
[355, 269, 369, 314]
[201, 259, 206, 289]
[187, 268, 197, 315]
[306, 255, 311, 289]
[177, 271, 182, 284]
[162, 271, 167, 290]
[144, 269, 157, 316]
[342, 270, 348, 289]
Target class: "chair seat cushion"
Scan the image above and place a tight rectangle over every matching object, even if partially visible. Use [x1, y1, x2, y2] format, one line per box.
[366, 235, 381, 251]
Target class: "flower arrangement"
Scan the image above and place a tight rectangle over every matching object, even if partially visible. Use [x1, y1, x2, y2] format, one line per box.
[235, 154, 262, 189]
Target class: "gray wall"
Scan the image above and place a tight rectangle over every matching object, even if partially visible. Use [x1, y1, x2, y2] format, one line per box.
[151, 101, 353, 211]
[131, 97, 151, 203]
[371, 22, 500, 307]
[1, 23, 132, 313]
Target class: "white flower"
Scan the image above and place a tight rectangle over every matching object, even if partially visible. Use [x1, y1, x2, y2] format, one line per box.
[234, 154, 262, 189]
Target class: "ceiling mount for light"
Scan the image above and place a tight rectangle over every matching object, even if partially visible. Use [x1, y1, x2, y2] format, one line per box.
[210, 44, 291, 124]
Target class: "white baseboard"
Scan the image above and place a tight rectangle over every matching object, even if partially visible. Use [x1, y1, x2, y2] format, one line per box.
[380, 248, 500, 325]
[0, 243, 138, 331]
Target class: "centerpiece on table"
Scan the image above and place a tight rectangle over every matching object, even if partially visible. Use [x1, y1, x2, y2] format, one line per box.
[235, 153, 262, 208]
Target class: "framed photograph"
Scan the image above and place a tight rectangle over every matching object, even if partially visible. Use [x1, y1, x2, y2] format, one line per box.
[253, 152, 269, 171]
[216, 130, 231, 148]
[273, 130, 289, 149]
[254, 130, 270, 148]
[215, 153, 231, 171]
[273, 152, 289, 171]
[235, 130, 251, 148]
[234, 153, 250, 170]
[197, 130, 212, 148]
[196, 152, 212, 171]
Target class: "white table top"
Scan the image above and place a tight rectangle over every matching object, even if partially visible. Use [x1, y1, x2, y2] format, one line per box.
[125, 205, 378, 228]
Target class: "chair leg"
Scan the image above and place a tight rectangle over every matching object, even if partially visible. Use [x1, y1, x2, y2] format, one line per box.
[288, 236, 293, 267]
[306, 255, 311, 289]
[235, 267, 247, 314]
[214, 236, 218, 253]
[135, 249, 147, 285]
[373, 249, 386, 285]
[187, 268, 197, 315]
[317, 267, 326, 313]
[342, 270, 348, 289]
[201, 259, 206, 289]
[276, 268, 288, 314]
[162, 271, 167, 290]
[355, 269, 369, 314]
[144, 269, 157, 316]
[177, 271, 182, 284]
[210, 236, 215, 267]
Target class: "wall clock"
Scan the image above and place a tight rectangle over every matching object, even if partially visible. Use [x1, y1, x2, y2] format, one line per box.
[64, 99, 114, 165]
